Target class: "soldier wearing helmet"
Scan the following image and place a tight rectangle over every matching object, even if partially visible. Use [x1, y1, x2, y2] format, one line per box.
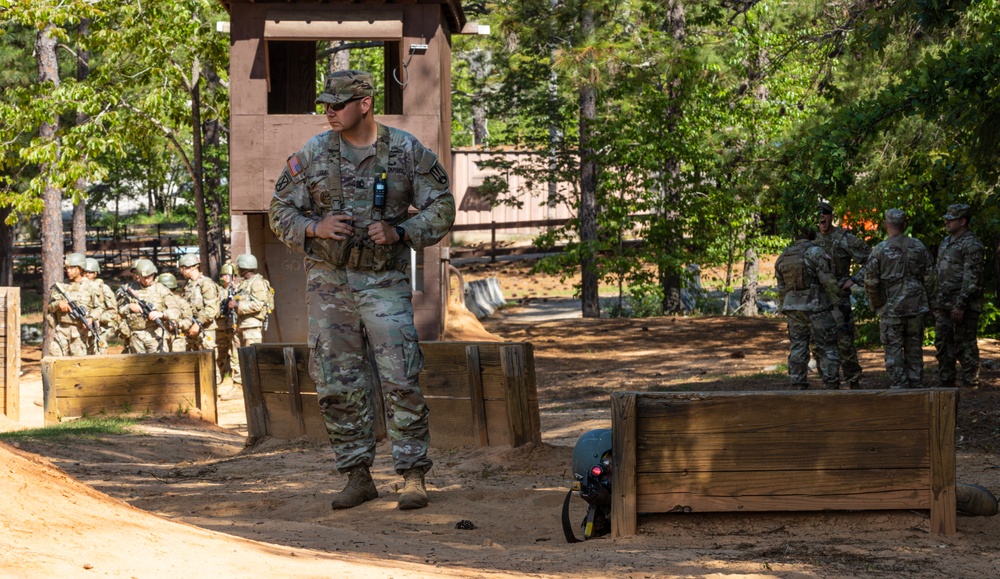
[81, 257, 120, 354]
[117, 258, 184, 353]
[157, 272, 194, 352]
[45, 252, 100, 357]
[215, 261, 237, 384]
[177, 253, 221, 357]
[226, 253, 273, 390]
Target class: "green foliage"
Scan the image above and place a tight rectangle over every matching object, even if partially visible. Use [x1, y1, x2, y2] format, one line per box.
[978, 294, 1000, 339]
[0, 416, 137, 442]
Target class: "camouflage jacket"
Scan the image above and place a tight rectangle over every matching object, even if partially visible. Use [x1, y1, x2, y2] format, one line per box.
[233, 273, 270, 329]
[814, 226, 871, 299]
[183, 275, 221, 331]
[88, 279, 120, 328]
[864, 234, 936, 318]
[117, 280, 184, 331]
[775, 240, 840, 312]
[268, 123, 455, 272]
[46, 278, 98, 328]
[935, 229, 985, 312]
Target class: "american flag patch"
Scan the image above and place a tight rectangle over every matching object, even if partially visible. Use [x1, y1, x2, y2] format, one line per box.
[287, 155, 303, 176]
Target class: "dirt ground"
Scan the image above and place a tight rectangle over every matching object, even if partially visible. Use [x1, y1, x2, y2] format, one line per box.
[3, 259, 999, 578]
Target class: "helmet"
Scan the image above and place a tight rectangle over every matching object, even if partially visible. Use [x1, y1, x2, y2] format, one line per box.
[571, 428, 613, 482]
[220, 263, 236, 276]
[134, 259, 158, 277]
[157, 273, 178, 289]
[64, 252, 87, 268]
[236, 253, 258, 271]
[84, 258, 100, 274]
[178, 254, 200, 268]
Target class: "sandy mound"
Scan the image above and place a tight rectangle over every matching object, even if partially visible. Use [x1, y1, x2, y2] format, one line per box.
[442, 298, 502, 342]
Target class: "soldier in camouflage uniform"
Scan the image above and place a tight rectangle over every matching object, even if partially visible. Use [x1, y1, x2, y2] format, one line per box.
[117, 259, 184, 353]
[226, 253, 271, 391]
[864, 209, 937, 389]
[46, 252, 100, 357]
[775, 228, 843, 389]
[269, 70, 455, 511]
[216, 262, 236, 382]
[157, 272, 192, 353]
[83, 257, 119, 355]
[813, 202, 871, 388]
[933, 204, 984, 388]
[178, 253, 220, 355]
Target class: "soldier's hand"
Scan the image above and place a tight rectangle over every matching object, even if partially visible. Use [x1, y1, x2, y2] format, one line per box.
[187, 325, 199, 337]
[951, 308, 965, 323]
[367, 221, 398, 245]
[57, 300, 70, 313]
[313, 214, 355, 241]
[148, 311, 164, 321]
[228, 299, 237, 310]
[129, 303, 142, 314]
[839, 279, 854, 290]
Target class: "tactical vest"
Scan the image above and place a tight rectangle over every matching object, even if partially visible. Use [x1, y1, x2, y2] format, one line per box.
[311, 124, 408, 273]
[778, 243, 815, 291]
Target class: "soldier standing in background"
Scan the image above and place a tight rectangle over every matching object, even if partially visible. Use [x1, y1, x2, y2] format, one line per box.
[157, 272, 192, 353]
[118, 259, 183, 354]
[83, 257, 118, 355]
[864, 209, 937, 389]
[775, 226, 844, 390]
[934, 204, 985, 389]
[46, 252, 99, 357]
[178, 253, 220, 355]
[814, 202, 871, 388]
[216, 262, 236, 383]
[227, 253, 272, 393]
[269, 70, 455, 511]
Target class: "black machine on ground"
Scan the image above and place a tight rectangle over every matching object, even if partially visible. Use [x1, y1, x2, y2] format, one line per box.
[562, 428, 613, 543]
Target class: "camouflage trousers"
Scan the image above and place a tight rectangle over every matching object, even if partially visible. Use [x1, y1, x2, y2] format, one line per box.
[812, 301, 862, 384]
[786, 310, 841, 388]
[48, 323, 90, 357]
[216, 324, 233, 380]
[231, 326, 262, 384]
[879, 315, 925, 389]
[186, 329, 216, 354]
[130, 326, 168, 353]
[306, 260, 431, 476]
[934, 309, 980, 387]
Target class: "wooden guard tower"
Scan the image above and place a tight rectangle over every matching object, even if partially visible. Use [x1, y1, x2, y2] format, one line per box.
[220, 0, 468, 341]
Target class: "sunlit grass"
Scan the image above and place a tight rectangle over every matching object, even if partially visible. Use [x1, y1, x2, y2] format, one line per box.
[0, 416, 138, 443]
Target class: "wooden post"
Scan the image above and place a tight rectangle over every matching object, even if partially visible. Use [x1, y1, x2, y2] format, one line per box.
[2, 287, 20, 420]
[41, 358, 58, 425]
[611, 392, 637, 539]
[466, 345, 489, 447]
[930, 389, 957, 535]
[500, 344, 529, 447]
[284, 346, 306, 437]
[196, 350, 218, 424]
[240, 345, 268, 444]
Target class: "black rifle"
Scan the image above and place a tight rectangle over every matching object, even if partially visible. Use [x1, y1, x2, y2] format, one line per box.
[51, 283, 107, 350]
[224, 283, 237, 326]
[122, 285, 170, 352]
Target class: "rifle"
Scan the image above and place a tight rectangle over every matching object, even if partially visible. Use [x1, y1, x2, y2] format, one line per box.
[52, 283, 107, 350]
[122, 285, 170, 352]
[224, 283, 237, 326]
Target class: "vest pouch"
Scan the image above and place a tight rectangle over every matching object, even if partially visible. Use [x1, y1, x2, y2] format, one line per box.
[370, 243, 397, 272]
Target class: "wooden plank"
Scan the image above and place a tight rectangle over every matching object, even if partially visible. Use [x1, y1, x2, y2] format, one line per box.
[930, 389, 957, 535]
[261, 392, 328, 442]
[48, 352, 199, 379]
[3, 287, 19, 420]
[57, 391, 204, 418]
[635, 391, 930, 433]
[196, 350, 217, 425]
[467, 345, 489, 447]
[611, 393, 638, 539]
[42, 358, 58, 426]
[284, 346, 306, 437]
[500, 344, 529, 447]
[51, 374, 198, 398]
[425, 397, 477, 448]
[638, 490, 931, 514]
[240, 345, 269, 443]
[522, 343, 542, 444]
[637, 468, 931, 504]
[636, 430, 930, 473]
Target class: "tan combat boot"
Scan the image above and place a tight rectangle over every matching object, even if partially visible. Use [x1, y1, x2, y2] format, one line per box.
[397, 469, 429, 510]
[330, 464, 379, 510]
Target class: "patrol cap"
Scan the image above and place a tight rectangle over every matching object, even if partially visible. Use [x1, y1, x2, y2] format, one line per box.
[316, 70, 374, 105]
[157, 273, 178, 289]
[64, 252, 87, 268]
[943, 203, 971, 221]
[84, 258, 100, 274]
[178, 254, 200, 268]
[817, 201, 834, 214]
[884, 208, 907, 225]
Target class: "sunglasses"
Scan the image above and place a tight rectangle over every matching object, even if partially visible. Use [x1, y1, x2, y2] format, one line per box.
[324, 97, 362, 112]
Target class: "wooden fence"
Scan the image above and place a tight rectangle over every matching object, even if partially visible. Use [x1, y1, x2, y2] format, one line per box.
[41, 350, 217, 425]
[610, 389, 957, 538]
[1, 287, 19, 421]
[239, 341, 541, 448]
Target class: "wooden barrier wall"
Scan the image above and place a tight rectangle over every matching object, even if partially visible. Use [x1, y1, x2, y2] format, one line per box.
[610, 390, 957, 538]
[240, 341, 541, 448]
[41, 351, 217, 425]
[1, 287, 19, 421]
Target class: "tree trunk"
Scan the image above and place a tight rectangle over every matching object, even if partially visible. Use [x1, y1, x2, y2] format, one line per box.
[71, 200, 86, 253]
[190, 63, 211, 275]
[739, 246, 759, 316]
[658, 1, 686, 315]
[578, 8, 599, 319]
[203, 117, 223, 277]
[71, 18, 90, 255]
[0, 206, 13, 286]
[37, 23, 62, 356]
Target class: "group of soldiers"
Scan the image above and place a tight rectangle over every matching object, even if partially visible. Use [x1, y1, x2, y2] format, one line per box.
[45, 252, 273, 394]
[776, 202, 985, 390]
